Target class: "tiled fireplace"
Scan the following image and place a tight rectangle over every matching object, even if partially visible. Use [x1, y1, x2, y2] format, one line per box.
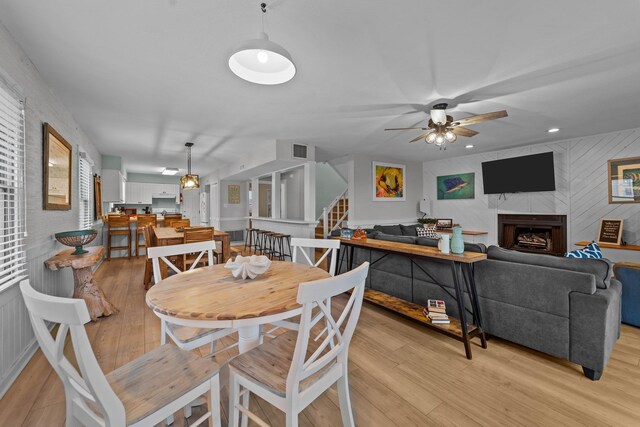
[498, 214, 567, 256]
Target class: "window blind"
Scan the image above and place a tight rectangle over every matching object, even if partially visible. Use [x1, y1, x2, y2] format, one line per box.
[0, 84, 27, 291]
[78, 153, 93, 230]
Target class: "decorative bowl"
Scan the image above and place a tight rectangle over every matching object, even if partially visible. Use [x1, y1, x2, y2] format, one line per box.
[224, 255, 271, 279]
[55, 229, 98, 255]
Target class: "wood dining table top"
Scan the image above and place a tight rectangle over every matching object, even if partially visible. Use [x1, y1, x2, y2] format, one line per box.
[145, 261, 330, 321]
[153, 227, 229, 241]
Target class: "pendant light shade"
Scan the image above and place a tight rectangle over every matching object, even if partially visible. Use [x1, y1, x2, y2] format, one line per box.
[228, 32, 296, 85]
[180, 142, 200, 190]
[228, 3, 296, 85]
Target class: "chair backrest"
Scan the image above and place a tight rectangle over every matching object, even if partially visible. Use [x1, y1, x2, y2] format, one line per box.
[20, 280, 125, 425]
[184, 226, 214, 244]
[163, 214, 182, 226]
[137, 213, 157, 228]
[147, 240, 216, 283]
[291, 238, 341, 276]
[108, 215, 130, 229]
[170, 219, 191, 228]
[142, 225, 156, 249]
[286, 262, 369, 395]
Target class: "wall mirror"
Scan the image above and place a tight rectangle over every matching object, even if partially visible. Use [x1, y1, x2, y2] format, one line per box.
[43, 123, 72, 210]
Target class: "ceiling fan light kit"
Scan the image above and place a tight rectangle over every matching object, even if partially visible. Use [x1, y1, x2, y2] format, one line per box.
[180, 142, 200, 190]
[228, 3, 296, 85]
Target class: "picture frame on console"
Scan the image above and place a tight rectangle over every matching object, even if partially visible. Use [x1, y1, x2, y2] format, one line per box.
[372, 161, 406, 201]
[608, 156, 640, 203]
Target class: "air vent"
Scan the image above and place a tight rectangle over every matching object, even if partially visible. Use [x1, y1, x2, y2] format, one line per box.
[229, 230, 244, 242]
[292, 144, 308, 159]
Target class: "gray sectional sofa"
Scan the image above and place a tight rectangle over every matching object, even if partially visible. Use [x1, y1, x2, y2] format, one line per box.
[336, 224, 621, 380]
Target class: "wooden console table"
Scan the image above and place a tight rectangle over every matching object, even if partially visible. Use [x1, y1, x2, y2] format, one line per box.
[44, 246, 117, 321]
[575, 241, 640, 252]
[338, 238, 487, 359]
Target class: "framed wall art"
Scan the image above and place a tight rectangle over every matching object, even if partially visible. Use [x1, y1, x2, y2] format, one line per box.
[437, 172, 475, 200]
[608, 156, 640, 203]
[43, 123, 72, 210]
[228, 184, 241, 204]
[373, 161, 406, 201]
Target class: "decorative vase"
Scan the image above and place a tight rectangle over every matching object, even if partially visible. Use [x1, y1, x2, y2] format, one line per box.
[450, 226, 464, 254]
[438, 234, 450, 254]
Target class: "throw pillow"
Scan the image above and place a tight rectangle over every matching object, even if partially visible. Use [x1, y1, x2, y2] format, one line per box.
[565, 242, 603, 259]
[417, 225, 439, 238]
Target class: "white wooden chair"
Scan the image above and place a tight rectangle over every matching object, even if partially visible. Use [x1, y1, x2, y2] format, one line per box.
[265, 238, 341, 336]
[20, 279, 221, 427]
[147, 241, 237, 357]
[228, 262, 369, 427]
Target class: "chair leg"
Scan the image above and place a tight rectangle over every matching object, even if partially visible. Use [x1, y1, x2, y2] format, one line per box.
[228, 372, 241, 427]
[285, 411, 299, 427]
[337, 372, 355, 427]
[107, 233, 112, 260]
[240, 387, 249, 427]
[209, 375, 222, 427]
[161, 320, 167, 345]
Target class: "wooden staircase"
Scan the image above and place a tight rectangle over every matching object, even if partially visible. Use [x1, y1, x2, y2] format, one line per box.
[316, 193, 348, 238]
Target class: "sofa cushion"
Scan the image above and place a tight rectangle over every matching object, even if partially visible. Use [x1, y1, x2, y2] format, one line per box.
[373, 224, 402, 235]
[416, 237, 486, 253]
[374, 233, 418, 245]
[487, 245, 612, 289]
[400, 224, 421, 236]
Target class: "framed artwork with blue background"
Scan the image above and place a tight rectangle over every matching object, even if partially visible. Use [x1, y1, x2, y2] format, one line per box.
[437, 173, 475, 200]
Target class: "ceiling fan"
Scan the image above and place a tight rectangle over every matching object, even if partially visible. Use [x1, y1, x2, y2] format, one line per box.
[385, 103, 508, 149]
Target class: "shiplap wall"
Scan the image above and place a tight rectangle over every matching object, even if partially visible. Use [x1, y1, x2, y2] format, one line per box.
[0, 23, 103, 396]
[423, 127, 640, 262]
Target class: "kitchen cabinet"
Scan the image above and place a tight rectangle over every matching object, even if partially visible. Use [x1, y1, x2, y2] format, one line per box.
[125, 182, 152, 204]
[102, 169, 126, 203]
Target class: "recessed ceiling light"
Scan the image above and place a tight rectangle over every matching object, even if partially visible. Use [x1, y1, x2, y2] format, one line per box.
[162, 168, 179, 176]
[465, 144, 474, 149]
[547, 128, 560, 133]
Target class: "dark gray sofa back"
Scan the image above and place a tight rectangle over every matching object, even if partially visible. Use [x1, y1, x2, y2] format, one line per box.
[487, 246, 612, 289]
[373, 224, 403, 235]
[374, 233, 418, 245]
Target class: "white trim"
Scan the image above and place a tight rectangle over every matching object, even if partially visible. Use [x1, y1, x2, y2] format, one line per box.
[250, 217, 318, 226]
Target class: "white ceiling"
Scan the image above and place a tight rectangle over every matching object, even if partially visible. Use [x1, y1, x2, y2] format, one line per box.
[2, 0, 640, 175]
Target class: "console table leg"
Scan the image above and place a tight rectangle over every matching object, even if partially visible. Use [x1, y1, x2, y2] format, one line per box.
[451, 261, 472, 360]
[72, 267, 118, 321]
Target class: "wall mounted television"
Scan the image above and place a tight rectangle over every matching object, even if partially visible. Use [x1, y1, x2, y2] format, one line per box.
[481, 152, 556, 194]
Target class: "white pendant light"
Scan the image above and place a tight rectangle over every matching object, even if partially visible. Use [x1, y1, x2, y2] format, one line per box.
[228, 3, 296, 85]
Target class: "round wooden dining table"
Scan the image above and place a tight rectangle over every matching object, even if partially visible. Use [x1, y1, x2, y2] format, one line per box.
[145, 261, 330, 353]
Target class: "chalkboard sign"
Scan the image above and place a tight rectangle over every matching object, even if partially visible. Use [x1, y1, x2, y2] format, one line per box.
[597, 219, 624, 245]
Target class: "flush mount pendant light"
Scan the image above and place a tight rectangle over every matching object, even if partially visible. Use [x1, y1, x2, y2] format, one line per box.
[180, 142, 200, 190]
[228, 2, 296, 85]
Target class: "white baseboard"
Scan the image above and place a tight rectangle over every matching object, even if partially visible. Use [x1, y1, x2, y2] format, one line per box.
[0, 336, 41, 399]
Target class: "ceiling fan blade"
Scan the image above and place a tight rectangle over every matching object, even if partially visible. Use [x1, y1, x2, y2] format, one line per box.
[385, 127, 429, 131]
[410, 132, 432, 143]
[452, 127, 478, 137]
[453, 110, 508, 127]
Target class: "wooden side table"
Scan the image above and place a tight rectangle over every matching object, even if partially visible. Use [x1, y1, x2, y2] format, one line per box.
[44, 246, 117, 321]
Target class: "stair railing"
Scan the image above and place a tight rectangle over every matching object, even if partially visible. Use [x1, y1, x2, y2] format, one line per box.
[319, 187, 349, 238]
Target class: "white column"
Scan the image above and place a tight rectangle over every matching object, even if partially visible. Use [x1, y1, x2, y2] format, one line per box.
[272, 172, 281, 219]
[250, 178, 259, 217]
[304, 162, 316, 222]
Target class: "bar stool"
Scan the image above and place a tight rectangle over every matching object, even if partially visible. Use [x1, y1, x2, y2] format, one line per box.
[107, 215, 132, 260]
[135, 214, 157, 256]
[274, 233, 292, 261]
[256, 230, 269, 255]
[244, 227, 259, 253]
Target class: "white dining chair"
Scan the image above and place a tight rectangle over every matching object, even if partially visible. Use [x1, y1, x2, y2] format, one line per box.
[147, 241, 237, 357]
[265, 238, 341, 337]
[20, 279, 221, 427]
[228, 262, 370, 427]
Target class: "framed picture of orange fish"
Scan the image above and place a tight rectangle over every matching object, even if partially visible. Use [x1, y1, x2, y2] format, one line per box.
[437, 173, 475, 200]
[373, 161, 406, 201]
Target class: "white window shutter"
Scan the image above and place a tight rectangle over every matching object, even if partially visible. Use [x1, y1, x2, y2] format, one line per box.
[78, 153, 93, 230]
[0, 84, 27, 291]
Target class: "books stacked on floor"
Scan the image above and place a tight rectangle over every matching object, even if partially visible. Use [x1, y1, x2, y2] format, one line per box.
[423, 299, 450, 324]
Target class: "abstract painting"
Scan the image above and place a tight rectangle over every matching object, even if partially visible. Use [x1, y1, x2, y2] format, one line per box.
[608, 156, 640, 203]
[437, 173, 475, 200]
[373, 161, 406, 201]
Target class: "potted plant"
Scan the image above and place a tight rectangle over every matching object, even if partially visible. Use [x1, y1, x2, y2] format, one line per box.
[418, 216, 437, 226]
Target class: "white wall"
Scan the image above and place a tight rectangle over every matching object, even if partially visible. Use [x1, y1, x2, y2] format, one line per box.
[315, 162, 347, 219]
[423, 127, 640, 262]
[346, 155, 423, 227]
[0, 22, 103, 396]
[281, 166, 305, 220]
[218, 180, 249, 235]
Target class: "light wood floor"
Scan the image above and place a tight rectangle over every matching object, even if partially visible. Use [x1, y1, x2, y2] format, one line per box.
[3, 256, 640, 426]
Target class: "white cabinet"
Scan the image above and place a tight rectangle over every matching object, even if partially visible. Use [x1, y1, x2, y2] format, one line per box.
[102, 169, 126, 203]
[125, 182, 153, 204]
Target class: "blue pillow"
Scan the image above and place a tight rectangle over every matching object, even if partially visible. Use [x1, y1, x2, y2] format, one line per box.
[565, 242, 603, 259]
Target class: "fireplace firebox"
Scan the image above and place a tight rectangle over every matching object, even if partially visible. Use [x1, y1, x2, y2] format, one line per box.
[498, 214, 567, 256]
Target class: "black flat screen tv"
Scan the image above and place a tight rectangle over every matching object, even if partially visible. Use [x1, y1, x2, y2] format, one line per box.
[482, 152, 555, 194]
